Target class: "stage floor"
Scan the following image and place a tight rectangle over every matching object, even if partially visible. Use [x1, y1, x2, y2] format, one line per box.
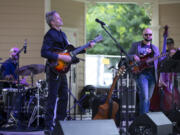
[0, 131, 44, 135]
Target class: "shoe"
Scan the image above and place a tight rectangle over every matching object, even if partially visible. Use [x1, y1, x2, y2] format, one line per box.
[44, 126, 53, 135]
[8, 112, 17, 124]
[44, 129, 52, 135]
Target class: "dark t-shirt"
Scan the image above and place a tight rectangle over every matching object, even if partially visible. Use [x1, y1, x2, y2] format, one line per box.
[139, 42, 154, 73]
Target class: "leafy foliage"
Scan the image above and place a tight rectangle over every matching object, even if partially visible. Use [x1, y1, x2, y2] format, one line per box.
[86, 3, 151, 55]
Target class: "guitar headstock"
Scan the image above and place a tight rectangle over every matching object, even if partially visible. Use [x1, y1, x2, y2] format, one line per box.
[93, 35, 103, 43]
[163, 25, 168, 37]
[117, 66, 126, 77]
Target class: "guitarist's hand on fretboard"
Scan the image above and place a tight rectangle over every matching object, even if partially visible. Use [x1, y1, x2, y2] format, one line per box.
[89, 41, 96, 48]
[84, 41, 96, 50]
[169, 49, 177, 57]
[58, 54, 72, 63]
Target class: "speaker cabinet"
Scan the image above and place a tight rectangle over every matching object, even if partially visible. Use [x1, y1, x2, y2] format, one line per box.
[129, 112, 173, 135]
[53, 119, 119, 135]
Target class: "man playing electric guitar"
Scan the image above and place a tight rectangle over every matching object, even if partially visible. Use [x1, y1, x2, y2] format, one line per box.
[41, 10, 96, 135]
[128, 28, 160, 115]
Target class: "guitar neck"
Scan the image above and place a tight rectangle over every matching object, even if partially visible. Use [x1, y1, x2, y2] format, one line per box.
[71, 42, 90, 56]
[105, 66, 125, 104]
[70, 35, 102, 56]
[105, 75, 119, 104]
[146, 53, 168, 63]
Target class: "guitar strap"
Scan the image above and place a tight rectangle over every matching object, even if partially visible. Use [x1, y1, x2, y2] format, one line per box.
[150, 43, 155, 57]
[60, 30, 69, 49]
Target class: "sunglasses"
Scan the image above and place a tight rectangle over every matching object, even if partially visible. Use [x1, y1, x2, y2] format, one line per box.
[144, 33, 152, 36]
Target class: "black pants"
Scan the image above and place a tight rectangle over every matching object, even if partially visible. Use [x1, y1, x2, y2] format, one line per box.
[44, 68, 68, 129]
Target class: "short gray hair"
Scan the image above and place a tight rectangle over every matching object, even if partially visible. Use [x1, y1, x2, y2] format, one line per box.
[46, 10, 57, 27]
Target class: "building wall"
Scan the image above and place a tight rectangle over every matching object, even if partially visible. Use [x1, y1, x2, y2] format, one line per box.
[0, 0, 45, 84]
[159, 3, 180, 50]
[1, 0, 180, 97]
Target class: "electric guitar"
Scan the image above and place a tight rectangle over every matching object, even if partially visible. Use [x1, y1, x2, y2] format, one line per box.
[131, 52, 169, 74]
[49, 35, 103, 74]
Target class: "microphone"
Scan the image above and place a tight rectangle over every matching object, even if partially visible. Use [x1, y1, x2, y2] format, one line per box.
[24, 39, 27, 54]
[95, 18, 107, 26]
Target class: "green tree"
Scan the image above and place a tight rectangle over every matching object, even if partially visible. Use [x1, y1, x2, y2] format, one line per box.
[86, 3, 151, 55]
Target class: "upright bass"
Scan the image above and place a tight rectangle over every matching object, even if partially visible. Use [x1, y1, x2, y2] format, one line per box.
[150, 25, 168, 111]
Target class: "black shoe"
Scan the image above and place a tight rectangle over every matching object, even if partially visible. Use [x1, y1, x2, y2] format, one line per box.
[44, 129, 52, 135]
[8, 112, 18, 124]
[44, 126, 53, 135]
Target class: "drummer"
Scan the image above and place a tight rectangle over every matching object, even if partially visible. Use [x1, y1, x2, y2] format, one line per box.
[0, 47, 28, 127]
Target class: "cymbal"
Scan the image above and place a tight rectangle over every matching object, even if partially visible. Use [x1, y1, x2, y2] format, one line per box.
[17, 64, 45, 76]
[0, 80, 15, 83]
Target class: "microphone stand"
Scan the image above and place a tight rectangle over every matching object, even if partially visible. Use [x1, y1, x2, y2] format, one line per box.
[99, 24, 131, 62]
[99, 24, 131, 135]
[16, 44, 26, 92]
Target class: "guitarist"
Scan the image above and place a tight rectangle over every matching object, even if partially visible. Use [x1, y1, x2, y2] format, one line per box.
[128, 28, 160, 115]
[41, 10, 95, 135]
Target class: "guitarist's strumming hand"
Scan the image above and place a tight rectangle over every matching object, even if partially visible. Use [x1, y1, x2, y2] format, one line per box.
[58, 54, 72, 63]
[133, 55, 140, 62]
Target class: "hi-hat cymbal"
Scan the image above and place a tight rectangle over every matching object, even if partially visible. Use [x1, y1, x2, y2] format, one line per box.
[0, 80, 15, 83]
[17, 64, 45, 76]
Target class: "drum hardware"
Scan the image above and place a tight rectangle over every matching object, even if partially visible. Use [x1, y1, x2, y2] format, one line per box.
[2, 87, 18, 120]
[16, 64, 45, 87]
[0, 80, 15, 83]
[27, 80, 46, 128]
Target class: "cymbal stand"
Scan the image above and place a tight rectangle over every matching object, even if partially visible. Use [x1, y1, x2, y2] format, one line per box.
[30, 72, 34, 87]
[16, 39, 27, 92]
[27, 81, 42, 128]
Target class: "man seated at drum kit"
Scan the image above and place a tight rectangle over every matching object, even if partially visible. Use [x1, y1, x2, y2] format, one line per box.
[0, 47, 29, 128]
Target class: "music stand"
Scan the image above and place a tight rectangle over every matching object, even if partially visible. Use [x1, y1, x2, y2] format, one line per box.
[159, 58, 180, 133]
[159, 58, 180, 110]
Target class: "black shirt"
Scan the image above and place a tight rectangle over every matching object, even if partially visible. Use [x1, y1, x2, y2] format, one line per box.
[41, 28, 69, 61]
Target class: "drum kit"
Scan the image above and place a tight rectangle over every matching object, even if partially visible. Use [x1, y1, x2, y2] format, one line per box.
[0, 64, 47, 129]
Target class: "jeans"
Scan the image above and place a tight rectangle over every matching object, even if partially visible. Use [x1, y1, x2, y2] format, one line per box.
[136, 70, 156, 114]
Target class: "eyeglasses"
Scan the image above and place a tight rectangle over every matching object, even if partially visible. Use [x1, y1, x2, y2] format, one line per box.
[144, 33, 152, 36]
